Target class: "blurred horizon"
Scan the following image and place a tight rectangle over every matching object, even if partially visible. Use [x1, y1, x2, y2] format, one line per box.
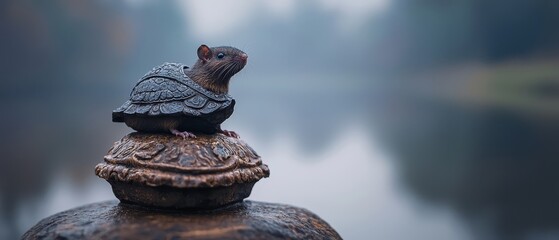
[2, 0, 559, 239]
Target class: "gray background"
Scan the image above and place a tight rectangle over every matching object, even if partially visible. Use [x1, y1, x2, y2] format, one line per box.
[1, 0, 559, 239]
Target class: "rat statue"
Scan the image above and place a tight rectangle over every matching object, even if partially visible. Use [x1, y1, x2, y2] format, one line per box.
[112, 45, 247, 138]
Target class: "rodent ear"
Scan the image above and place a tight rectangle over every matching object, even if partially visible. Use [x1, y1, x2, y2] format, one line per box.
[197, 45, 212, 62]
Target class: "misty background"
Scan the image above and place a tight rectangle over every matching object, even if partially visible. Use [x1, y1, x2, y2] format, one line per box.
[1, 0, 559, 239]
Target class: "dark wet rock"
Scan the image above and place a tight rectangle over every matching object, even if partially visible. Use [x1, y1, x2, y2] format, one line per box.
[22, 200, 342, 240]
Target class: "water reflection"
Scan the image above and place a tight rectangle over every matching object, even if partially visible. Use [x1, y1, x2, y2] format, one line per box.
[370, 59, 559, 239]
[374, 93, 559, 240]
[247, 123, 472, 240]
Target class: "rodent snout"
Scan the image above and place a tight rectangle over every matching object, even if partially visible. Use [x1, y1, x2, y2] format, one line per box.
[234, 53, 248, 64]
[237, 53, 248, 63]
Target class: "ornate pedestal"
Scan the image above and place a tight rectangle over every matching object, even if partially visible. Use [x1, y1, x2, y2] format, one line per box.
[22, 133, 341, 239]
[95, 133, 269, 209]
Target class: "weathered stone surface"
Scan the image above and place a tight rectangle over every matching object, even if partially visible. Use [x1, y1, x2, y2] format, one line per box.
[95, 133, 269, 209]
[22, 200, 342, 240]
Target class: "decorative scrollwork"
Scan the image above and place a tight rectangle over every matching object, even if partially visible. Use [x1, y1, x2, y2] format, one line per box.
[96, 133, 269, 188]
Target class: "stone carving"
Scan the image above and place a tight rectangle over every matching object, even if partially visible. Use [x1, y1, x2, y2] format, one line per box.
[95, 133, 270, 208]
[112, 63, 235, 131]
[96, 133, 267, 188]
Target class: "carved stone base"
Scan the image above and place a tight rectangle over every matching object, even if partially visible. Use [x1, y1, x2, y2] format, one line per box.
[22, 200, 342, 240]
[110, 181, 255, 209]
[95, 133, 269, 209]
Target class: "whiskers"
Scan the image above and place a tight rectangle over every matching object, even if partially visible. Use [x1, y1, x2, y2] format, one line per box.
[187, 60, 245, 94]
[212, 61, 244, 84]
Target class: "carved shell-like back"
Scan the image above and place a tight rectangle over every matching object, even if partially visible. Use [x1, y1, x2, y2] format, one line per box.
[113, 63, 234, 119]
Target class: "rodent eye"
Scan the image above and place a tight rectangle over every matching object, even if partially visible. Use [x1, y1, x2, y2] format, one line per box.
[217, 53, 225, 59]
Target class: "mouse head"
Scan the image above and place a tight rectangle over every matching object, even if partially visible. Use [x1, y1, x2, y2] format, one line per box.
[197, 44, 247, 79]
[188, 44, 248, 94]
[197, 45, 247, 63]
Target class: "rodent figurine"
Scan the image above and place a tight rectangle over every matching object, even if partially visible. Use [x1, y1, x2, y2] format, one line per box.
[112, 44, 248, 138]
